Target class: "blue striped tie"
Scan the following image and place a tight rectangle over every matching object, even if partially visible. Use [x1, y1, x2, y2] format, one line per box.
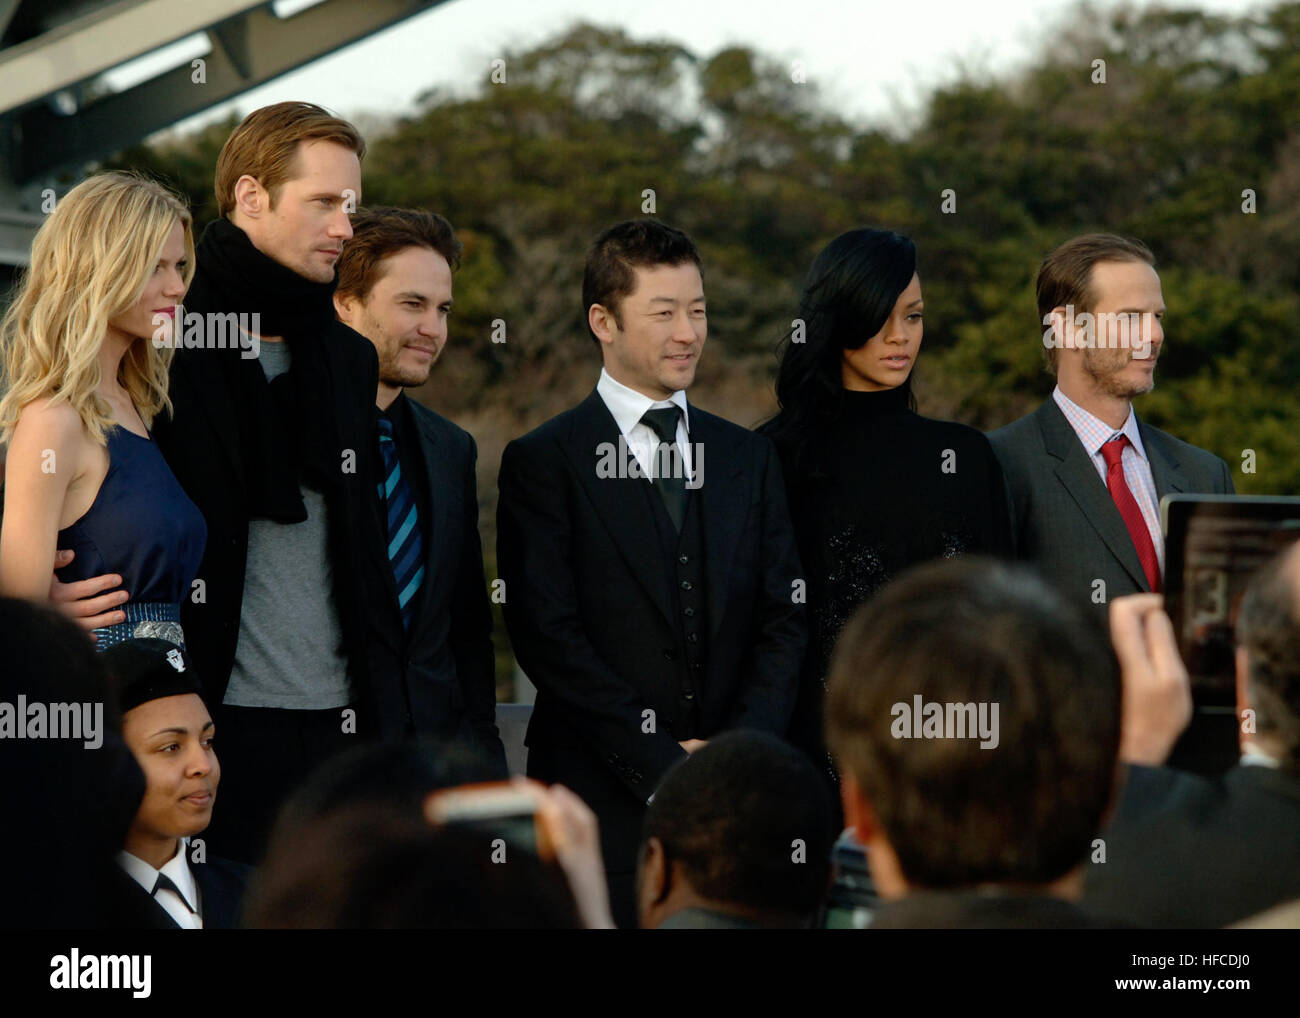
[376, 416, 424, 629]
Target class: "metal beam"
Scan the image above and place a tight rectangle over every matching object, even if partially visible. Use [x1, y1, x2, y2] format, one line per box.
[0, 0, 23, 42]
[0, 0, 267, 115]
[15, 0, 447, 181]
[0, 207, 43, 266]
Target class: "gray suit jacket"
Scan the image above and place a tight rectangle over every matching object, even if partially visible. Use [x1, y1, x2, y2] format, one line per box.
[988, 397, 1234, 616]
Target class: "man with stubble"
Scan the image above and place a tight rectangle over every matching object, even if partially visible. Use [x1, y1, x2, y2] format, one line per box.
[150, 102, 380, 864]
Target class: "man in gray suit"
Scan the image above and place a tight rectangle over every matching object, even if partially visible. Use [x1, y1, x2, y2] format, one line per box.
[989, 234, 1234, 616]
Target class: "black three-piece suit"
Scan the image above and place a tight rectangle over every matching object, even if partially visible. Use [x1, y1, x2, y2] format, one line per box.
[497, 388, 805, 925]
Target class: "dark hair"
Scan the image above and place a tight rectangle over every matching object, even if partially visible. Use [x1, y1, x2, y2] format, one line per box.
[245, 805, 582, 929]
[762, 229, 918, 476]
[641, 730, 833, 922]
[1037, 233, 1155, 374]
[270, 737, 501, 835]
[335, 205, 463, 300]
[825, 557, 1121, 890]
[1235, 543, 1300, 771]
[0, 598, 144, 928]
[581, 219, 702, 343]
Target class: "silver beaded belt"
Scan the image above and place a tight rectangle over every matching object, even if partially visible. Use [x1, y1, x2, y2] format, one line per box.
[92, 601, 185, 651]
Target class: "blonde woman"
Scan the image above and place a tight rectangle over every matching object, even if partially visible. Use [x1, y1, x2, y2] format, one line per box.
[0, 171, 206, 649]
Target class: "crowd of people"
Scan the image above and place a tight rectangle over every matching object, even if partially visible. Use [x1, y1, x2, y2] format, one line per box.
[0, 101, 1293, 930]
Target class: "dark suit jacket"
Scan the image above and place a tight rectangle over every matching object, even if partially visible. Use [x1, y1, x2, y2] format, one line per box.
[105, 854, 252, 930]
[152, 324, 379, 704]
[869, 889, 1118, 929]
[1084, 763, 1300, 928]
[988, 397, 1234, 615]
[497, 390, 806, 874]
[361, 395, 507, 773]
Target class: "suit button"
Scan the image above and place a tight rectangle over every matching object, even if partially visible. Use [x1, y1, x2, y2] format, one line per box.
[663, 649, 676, 660]
[678, 554, 689, 564]
[687, 633, 698, 643]
[682, 688, 695, 701]
[680, 580, 692, 591]
[692, 662, 702, 670]
[683, 607, 694, 618]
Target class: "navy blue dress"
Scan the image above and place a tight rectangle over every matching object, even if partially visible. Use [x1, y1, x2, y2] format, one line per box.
[55, 426, 207, 651]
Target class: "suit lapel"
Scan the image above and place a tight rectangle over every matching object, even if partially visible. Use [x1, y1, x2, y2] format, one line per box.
[408, 405, 455, 641]
[1036, 399, 1149, 590]
[693, 410, 748, 640]
[192, 863, 235, 929]
[1138, 419, 1190, 501]
[565, 391, 676, 628]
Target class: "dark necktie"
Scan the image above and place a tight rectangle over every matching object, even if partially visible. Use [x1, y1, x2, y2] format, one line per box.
[377, 416, 425, 628]
[640, 406, 687, 532]
[152, 872, 196, 914]
[1101, 435, 1161, 592]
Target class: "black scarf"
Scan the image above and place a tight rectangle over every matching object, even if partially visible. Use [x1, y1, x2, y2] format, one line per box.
[178, 217, 377, 686]
[182, 217, 345, 521]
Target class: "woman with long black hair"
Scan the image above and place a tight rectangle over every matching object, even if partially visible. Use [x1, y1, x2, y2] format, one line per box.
[761, 228, 1013, 788]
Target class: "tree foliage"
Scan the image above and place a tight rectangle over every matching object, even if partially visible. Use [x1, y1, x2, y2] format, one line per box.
[105, 4, 1300, 497]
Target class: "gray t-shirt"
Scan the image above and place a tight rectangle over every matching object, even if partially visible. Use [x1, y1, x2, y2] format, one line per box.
[223, 339, 352, 709]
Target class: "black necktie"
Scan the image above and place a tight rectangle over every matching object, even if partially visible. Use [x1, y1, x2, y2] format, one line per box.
[152, 872, 196, 914]
[640, 406, 687, 532]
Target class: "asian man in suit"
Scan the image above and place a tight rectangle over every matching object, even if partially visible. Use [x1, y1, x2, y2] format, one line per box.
[333, 207, 507, 775]
[988, 233, 1234, 618]
[497, 219, 806, 928]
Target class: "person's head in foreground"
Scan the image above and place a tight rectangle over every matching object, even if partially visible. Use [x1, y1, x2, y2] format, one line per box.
[826, 557, 1122, 927]
[637, 730, 834, 929]
[105, 638, 218, 871]
[244, 804, 582, 929]
[0, 598, 142, 928]
[1235, 540, 1300, 772]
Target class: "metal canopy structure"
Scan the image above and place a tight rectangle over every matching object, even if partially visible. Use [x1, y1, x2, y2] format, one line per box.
[0, 0, 448, 270]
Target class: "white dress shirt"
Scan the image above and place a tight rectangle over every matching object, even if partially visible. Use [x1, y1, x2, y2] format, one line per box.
[595, 367, 694, 481]
[1052, 386, 1165, 574]
[117, 837, 203, 929]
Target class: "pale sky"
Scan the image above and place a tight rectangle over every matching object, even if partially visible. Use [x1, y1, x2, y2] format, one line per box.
[110, 0, 1269, 139]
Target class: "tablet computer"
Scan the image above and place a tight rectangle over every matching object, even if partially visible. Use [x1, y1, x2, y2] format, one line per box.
[1161, 494, 1300, 773]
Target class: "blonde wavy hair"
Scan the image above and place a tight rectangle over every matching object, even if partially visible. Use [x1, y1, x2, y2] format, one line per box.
[0, 171, 195, 448]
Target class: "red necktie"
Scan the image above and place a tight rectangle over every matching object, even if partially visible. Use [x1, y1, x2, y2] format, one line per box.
[1100, 436, 1160, 592]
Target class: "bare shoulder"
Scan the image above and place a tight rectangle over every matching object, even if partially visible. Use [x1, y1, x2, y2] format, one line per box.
[9, 397, 93, 464]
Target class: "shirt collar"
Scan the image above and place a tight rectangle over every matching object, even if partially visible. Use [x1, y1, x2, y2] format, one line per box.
[596, 367, 690, 438]
[1052, 385, 1148, 462]
[116, 837, 198, 913]
[1240, 744, 1281, 768]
